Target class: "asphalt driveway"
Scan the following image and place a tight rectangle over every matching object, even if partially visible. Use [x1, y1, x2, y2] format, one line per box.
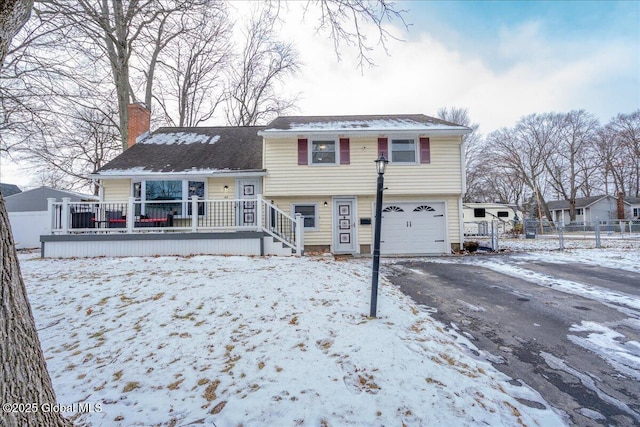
[384, 255, 640, 427]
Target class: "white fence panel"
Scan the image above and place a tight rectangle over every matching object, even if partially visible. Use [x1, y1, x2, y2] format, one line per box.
[8, 211, 49, 249]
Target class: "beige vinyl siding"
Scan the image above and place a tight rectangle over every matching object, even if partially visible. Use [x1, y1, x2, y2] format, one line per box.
[357, 195, 375, 250]
[264, 136, 464, 197]
[103, 179, 131, 202]
[268, 196, 332, 247]
[207, 177, 236, 199]
[270, 194, 461, 253]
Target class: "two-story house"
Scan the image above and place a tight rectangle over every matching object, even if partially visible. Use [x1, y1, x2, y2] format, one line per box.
[43, 104, 470, 258]
[259, 115, 470, 255]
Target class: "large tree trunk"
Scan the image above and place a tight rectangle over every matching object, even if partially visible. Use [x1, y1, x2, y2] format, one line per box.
[1, 197, 73, 427]
[1, 1, 72, 426]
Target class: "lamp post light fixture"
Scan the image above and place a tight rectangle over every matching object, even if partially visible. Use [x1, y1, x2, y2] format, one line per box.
[370, 154, 389, 318]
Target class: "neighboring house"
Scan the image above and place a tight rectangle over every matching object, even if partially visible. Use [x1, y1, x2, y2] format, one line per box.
[1, 183, 21, 197]
[462, 202, 522, 235]
[628, 197, 640, 219]
[43, 104, 470, 257]
[546, 195, 631, 224]
[6, 186, 98, 249]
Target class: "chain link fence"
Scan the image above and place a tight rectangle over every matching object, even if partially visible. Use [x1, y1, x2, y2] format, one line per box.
[464, 218, 640, 251]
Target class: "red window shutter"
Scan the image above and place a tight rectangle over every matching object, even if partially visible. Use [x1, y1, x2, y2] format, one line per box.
[298, 139, 308, 165]
[339, 138, 350, 165]
[377, 137, 388, 158]
[419, 137, 431, 164]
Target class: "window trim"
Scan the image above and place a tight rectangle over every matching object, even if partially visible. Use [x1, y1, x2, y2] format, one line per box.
[309, 139, 339, 166]
[389, 137, 418, 164]
[291, 202, 319, 230]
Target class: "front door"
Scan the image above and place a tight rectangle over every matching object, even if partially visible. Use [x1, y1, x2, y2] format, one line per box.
[333, 198, 356, 253]
[236, 179, 260, 227]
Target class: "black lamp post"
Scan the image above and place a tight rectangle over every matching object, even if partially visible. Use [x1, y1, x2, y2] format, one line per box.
[370, 154, 389, 318]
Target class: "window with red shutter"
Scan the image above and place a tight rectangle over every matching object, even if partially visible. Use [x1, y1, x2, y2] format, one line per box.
[378, 137, 388, 158]
[340, 138, 350, 165]
[298, 139, 308, 165]
[419, 137, 431, 164]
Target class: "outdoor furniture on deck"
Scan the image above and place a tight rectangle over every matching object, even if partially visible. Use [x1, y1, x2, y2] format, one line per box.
[71, 211, 95, 228]
[134, 211, 173, 228]
[106, 210, 126, 228]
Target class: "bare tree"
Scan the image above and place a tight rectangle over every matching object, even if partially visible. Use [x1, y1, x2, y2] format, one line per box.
[482, 158, 527, 206]
[152, 3, 231, 127]
[3, 0, 409, 191]
[486, 113, 562, 222]
[437, 107, 484, 202]
[544, 110, 600, 221]
[225, 8, 299, 126]
[605, 111, 640, 197]
[54, 0, 208, 149]
[16, 104, 121, 194]
[0, 2, 73, 155]
[596, 125, 626, 196]
[1, 1, 72, 426]
[296, 0, 408, 69]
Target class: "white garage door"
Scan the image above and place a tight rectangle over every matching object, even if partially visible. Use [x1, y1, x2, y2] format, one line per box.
[379, 202, 448, 255]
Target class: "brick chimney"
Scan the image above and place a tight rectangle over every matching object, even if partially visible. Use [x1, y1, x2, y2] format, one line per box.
[127, 103, 150, 148]
[617, 192, 625, 219]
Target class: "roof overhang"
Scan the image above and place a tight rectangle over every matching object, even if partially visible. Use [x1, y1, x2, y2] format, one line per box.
[89, 169, 266, 180]
[258, 128, 471, 139]
[583, 195, 630, 209]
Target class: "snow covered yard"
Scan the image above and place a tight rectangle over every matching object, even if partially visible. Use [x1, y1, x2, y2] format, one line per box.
[498, 236, 640, 254]
[18, 252, 564, 427]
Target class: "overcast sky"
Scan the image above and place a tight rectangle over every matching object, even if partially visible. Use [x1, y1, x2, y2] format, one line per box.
[1, 0, 638, 190]
[274, 0, 639, 134]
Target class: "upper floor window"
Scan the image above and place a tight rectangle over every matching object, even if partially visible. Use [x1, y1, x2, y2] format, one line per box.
[298, 137, 350, 166]
[390, 139, 416, 163]
[311, 140, 337, 164]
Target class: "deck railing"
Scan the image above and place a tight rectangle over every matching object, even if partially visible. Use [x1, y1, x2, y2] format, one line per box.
[48, 195, 303, 255]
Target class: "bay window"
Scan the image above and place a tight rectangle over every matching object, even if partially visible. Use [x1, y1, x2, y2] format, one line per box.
[132, 179, 206, 217]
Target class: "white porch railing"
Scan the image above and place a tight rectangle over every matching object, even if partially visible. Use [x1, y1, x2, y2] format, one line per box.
[47, 195, 303, 255]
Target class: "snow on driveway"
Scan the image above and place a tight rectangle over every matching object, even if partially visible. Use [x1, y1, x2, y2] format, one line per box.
[19, 253, 564, 426]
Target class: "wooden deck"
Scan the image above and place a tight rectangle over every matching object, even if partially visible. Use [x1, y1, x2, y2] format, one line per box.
[43, 196, 303, 258]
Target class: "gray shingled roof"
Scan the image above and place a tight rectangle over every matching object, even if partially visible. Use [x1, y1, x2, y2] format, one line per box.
[627, 196, 640, 204]
[95, 126, 264, 175]
[263, 114, 469, 132]
[1, 183, 22, 197]
[546, 195, 629, 210]
[5, 186, 97, 212]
